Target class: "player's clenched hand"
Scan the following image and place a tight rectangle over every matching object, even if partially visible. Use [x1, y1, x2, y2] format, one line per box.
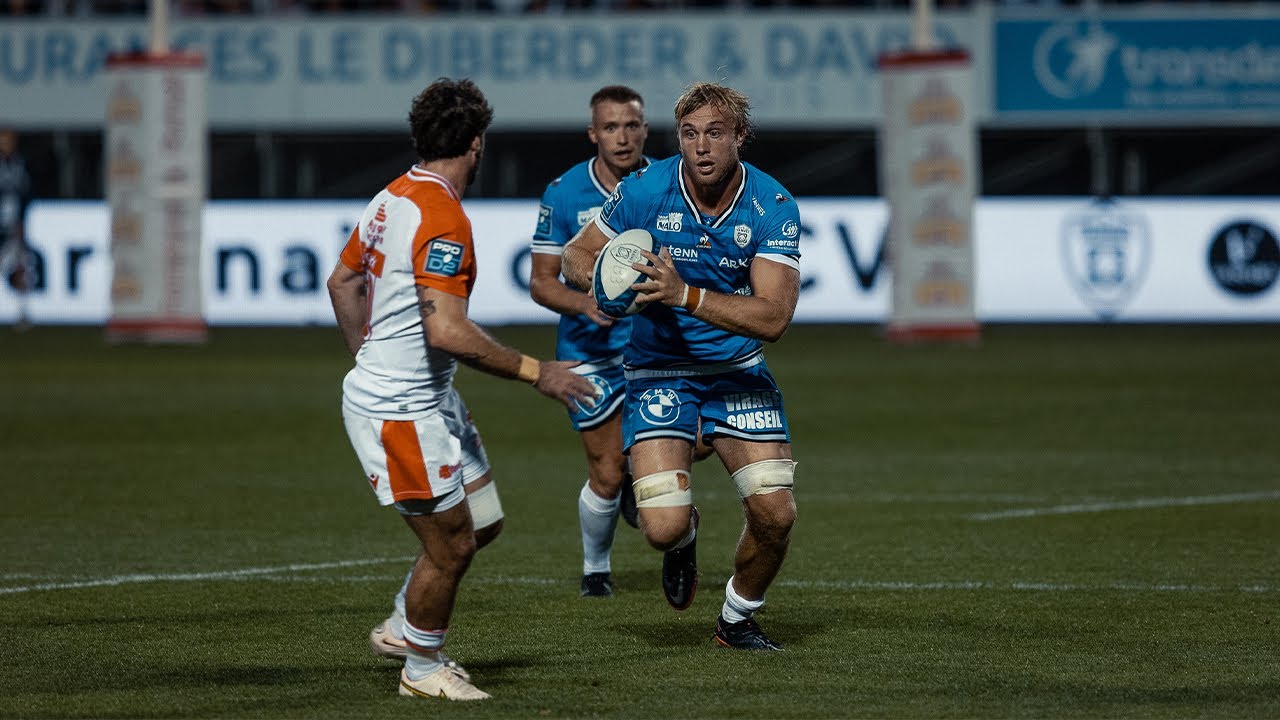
[535, 360, 601, 410]
[632, 247, 686, 308]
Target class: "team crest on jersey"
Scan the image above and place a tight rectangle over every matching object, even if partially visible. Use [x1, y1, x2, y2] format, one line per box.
[656, 212, 684, 233]
[638, 388, 680, 426]
[734, 224, 752, 248]
[425, 239, 465, 277]
[577, 207, 601, 229]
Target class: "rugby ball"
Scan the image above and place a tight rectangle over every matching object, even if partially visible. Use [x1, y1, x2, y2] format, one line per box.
[592, 229, 656, 318]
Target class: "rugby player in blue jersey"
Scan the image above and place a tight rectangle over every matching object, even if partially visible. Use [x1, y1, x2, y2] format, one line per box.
[562, 82, 801, 650]
[529, 86, 652, 599]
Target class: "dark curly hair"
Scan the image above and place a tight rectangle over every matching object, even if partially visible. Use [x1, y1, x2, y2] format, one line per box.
[408, 78, 494, 163]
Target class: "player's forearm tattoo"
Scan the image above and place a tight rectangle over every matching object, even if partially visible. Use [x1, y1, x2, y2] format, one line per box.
[418, 298, 437, 316]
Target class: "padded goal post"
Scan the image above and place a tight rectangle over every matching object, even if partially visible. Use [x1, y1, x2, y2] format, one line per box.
[877, 48, 981, 343]
[103, 51, 208, 344]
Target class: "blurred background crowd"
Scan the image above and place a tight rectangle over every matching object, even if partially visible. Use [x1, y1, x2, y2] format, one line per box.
[7, 0, 1278, 15]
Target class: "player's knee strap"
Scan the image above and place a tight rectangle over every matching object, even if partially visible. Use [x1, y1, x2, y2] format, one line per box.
[632, 470, 693, 508]
[731, 459, 795, 499]
[466, 482, 504, 529]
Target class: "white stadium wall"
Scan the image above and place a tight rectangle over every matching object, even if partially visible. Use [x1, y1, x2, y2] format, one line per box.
[1, 197, 1278, 325]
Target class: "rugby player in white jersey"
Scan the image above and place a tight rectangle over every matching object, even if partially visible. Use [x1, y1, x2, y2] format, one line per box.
[328, 78, 598, 700]
[528, 85, 651, 599]
[562, 82, 802, 651]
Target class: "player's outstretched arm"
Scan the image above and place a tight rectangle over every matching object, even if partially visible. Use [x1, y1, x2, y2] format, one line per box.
[417, 285, 599, 409]
[327, 261, 368, 356]
[562, 222, 610, 291]
[529, 252, 614, 327]
[635, 247, 800, 343]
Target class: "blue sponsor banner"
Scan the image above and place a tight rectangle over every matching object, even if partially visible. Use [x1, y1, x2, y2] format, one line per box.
[996, 15, 1280, 122]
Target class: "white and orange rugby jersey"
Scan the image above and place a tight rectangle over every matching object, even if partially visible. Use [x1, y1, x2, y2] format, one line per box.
[339, 165, 478, 418]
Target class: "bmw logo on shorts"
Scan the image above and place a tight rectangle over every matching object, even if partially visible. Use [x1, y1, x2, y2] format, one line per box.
[577, 375, 613, 416]
[638, 388, 680, 426]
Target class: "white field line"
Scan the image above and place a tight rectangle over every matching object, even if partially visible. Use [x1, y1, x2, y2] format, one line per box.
[0, 557, 413, 596]
[0, 561, 1274, 595]
[968, 490, 1280, 521]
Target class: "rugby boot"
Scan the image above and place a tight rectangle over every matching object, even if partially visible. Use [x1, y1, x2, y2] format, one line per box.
[580, 571, 614, 598]
[398, 666, 490, 701]
[712, 615, 783, 651]
[660, 506, 699, 610]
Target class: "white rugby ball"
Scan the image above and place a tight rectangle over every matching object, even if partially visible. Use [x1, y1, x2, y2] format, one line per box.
[592, 229, 656, 318]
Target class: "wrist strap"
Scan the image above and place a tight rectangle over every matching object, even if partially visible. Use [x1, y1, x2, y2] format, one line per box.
[681, 286, 704, 313]
[517, 355, 540, 385]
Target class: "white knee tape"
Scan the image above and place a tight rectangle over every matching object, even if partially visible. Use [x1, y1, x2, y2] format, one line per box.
[466, 482, 504, 529]
[632, 470, 694, 508]
[731, 459, 795, 499]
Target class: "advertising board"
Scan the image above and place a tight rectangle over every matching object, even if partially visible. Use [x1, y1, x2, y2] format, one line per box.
[995, 14, 1280, 124]
[3, 198, 1276, 326]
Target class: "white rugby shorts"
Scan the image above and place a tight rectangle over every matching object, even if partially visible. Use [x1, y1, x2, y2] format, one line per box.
[342, 388, 490, 509]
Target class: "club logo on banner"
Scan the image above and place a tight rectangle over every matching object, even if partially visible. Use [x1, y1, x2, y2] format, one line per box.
[1206, 221, 1280, 297]
[1033, 21, 1118, 100]
[1060, 200, 1152, 319]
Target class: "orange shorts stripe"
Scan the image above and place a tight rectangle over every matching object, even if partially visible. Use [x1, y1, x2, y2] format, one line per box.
[381, 420, 435, 501]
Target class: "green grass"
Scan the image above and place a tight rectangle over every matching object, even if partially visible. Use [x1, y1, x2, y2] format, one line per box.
[1, 324, 1278, 718]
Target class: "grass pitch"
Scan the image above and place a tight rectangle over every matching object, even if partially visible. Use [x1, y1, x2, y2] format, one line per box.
[1, 324, 1278, 718]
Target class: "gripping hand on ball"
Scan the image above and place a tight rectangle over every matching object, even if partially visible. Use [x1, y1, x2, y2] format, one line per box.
[633, 247, 689, 309]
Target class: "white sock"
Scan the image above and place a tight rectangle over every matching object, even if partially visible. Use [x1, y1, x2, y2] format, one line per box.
[402, 622, 447, 681]
[579, 481, 620, 574]
[721, 576, 764, 624]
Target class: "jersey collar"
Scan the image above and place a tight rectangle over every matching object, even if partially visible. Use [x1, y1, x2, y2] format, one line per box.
[590, 155, 652, 197]
[407, 164, 460, 203]
[677, 158, 747, 229]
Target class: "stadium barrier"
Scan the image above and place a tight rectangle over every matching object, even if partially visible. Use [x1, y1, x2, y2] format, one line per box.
[2, 197, 1276, 325]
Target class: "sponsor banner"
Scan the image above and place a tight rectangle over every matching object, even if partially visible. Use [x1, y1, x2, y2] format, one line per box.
[0, 13, 983, 129]
[879, 51, 979, 337]
[104, 54, 208, 340]
[2, 198, 1278, 325]
[996, 13, 1280, 122]
[978, 198, 1280, 321]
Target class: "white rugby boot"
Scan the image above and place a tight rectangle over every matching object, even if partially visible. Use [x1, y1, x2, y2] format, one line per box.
[398, 666, 490, 701]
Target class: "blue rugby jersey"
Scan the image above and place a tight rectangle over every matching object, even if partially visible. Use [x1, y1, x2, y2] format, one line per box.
[531, 157, 648, 363]
[594, 156, 802, 369]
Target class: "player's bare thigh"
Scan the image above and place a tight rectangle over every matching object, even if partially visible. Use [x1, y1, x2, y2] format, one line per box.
[579, 412, 627, 499]
[711, 437, 792, 475]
